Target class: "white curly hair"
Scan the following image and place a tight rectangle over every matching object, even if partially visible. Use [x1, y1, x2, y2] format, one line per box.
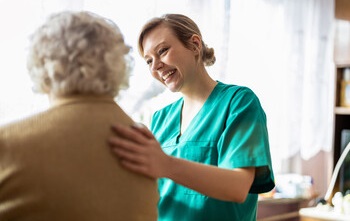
[27, 10, 133, 97]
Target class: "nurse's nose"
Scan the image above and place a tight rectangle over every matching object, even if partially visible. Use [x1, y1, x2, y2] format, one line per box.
[150, 58, 163, 72]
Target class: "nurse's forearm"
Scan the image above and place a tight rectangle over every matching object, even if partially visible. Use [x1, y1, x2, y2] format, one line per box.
[164, 156, 255, 202]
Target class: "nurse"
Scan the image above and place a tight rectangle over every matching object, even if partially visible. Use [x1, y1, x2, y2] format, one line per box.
[109, 13, 275, 221]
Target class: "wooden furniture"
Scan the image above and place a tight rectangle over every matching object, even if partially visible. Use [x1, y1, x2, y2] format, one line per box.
[299, 207, 350, 221]
[298, 2, 350, 219]
[331, 0, 350, 202]
[335, 0, 350, 21]
[257, 197, 314, 221]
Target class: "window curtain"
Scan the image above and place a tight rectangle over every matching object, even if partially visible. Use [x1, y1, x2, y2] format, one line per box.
[224, 0, 335, 172]
[126, 0, 335, 173]
[0, 0, 335, 175]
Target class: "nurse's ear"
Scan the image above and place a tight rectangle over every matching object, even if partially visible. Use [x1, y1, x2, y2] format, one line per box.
[190, 34, 202, 56]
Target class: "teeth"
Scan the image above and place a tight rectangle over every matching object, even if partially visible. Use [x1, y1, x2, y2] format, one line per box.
[162, 70, 175, 80]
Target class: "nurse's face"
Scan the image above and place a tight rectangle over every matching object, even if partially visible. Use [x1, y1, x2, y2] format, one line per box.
[142, 24, 198, 93]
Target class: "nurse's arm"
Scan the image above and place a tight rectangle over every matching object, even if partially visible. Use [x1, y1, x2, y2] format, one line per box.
[109, 123, 255, 203]
[164, 156, 255, 203]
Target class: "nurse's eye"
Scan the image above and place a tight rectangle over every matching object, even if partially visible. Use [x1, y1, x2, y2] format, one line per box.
[146, 58, 153, 66]
[158, 47, 169, 56]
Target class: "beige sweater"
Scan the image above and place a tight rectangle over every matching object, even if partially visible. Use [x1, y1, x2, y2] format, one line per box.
[0, 95, 158, 221]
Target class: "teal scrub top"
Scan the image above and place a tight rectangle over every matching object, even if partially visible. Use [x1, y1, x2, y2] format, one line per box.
[150, 82, 275, 221]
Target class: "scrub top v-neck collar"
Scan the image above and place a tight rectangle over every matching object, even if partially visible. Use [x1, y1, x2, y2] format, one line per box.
[176, 81, 222, 142]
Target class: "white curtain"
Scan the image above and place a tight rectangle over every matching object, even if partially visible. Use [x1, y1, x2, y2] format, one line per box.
[0, 0, 335, 174]
[223, 0, 335, 172]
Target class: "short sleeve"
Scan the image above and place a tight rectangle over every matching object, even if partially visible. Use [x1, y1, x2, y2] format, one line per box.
[217, 87, 275, 193]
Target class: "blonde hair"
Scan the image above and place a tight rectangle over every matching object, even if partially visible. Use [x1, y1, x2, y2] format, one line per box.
[27, 11, 133, 97]
[138, 14, 215, 66]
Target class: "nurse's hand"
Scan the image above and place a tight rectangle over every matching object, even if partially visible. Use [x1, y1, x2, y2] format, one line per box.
[108, 123, 168, 179]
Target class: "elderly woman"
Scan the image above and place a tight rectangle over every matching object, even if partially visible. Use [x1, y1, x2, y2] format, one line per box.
[0, 11, 158, 221]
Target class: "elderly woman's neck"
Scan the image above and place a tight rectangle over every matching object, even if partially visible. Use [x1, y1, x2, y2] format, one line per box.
[48, 93, 115, 106]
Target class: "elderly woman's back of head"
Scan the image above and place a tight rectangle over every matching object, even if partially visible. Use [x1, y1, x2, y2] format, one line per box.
[27, 11, 132, 97]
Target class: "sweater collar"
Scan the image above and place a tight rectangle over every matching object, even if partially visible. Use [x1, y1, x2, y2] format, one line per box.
[50, 95, 116, 108]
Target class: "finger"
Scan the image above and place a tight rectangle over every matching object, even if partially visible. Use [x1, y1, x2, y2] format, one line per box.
[111, 146, 145, 164]
[108, 136, 125, 148]
[108, 137, 145, 155]
[131, 123, 155, 139]
[119, 159, 153, 178]
[111, 123, 149, 144]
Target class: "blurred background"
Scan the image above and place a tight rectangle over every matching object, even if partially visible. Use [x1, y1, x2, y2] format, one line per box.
[0, 0, 336, 197]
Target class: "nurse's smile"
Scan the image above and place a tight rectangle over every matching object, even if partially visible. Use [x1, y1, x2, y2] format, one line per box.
[163, 70, 176, 83]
